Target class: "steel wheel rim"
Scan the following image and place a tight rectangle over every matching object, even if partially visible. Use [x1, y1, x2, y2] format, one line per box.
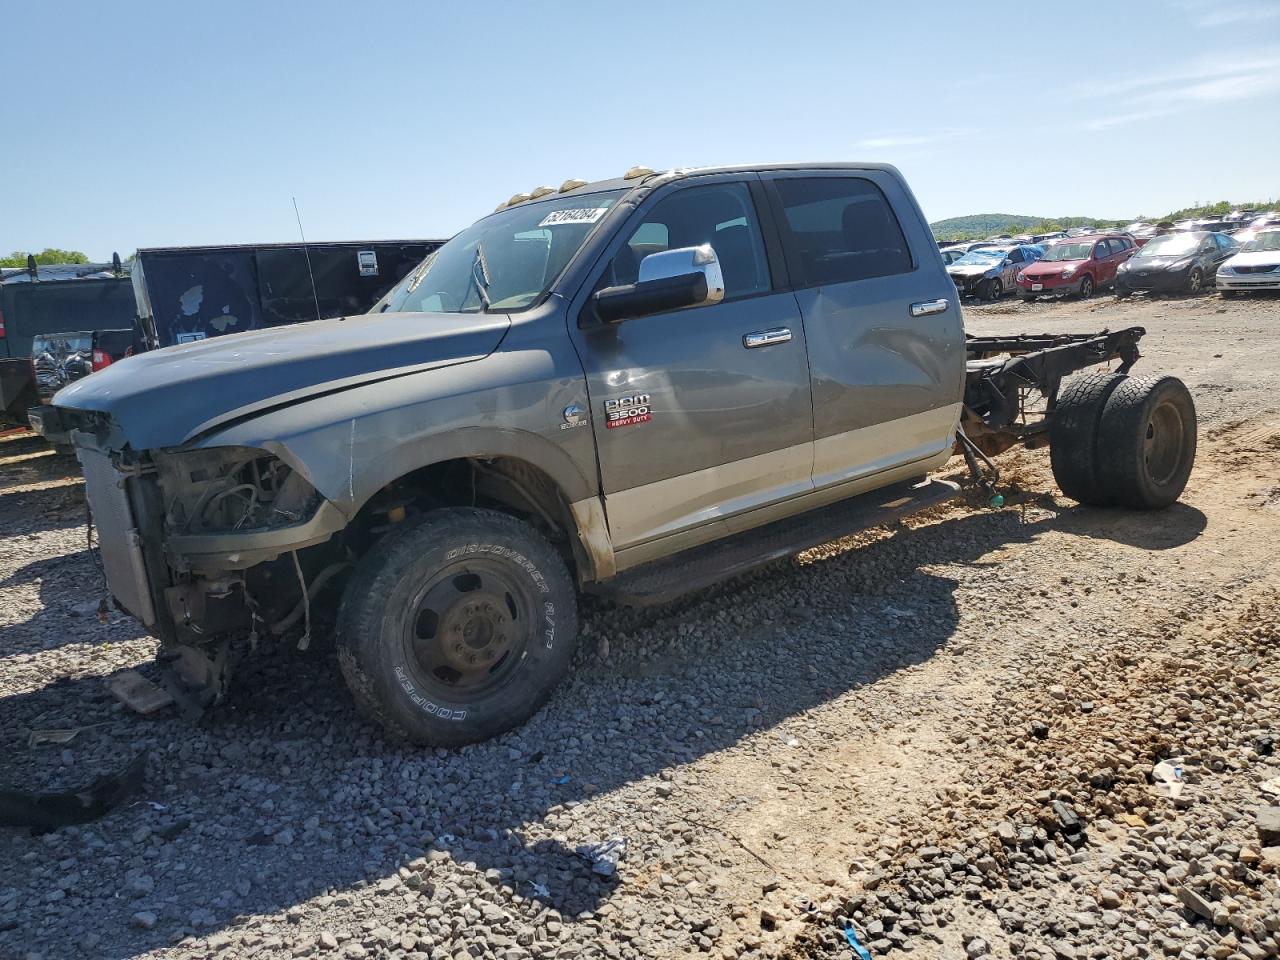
[1144, 401, 1185, 486]
[1188, 270, 1202, 292]
[401, 558, 537, 696]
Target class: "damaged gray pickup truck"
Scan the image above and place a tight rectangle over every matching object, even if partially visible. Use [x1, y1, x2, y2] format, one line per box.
[33, 163, 1198, 745]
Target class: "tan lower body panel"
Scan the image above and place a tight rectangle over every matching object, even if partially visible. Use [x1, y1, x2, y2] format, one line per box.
[594, 404, 961, 575]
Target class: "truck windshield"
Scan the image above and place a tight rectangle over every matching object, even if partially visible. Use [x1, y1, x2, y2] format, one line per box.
[375, 191, 625, 314]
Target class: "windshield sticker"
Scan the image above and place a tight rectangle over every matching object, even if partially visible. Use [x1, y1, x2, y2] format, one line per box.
[604, 394, 651, 430]
[539, 207, 608, 228]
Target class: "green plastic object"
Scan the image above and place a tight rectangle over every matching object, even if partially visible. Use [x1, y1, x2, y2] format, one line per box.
[989, 493, 1005, 509]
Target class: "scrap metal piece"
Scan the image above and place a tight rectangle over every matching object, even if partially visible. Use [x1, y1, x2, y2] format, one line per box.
[0, 752, 147, 835]
[107, 669, 175, 715]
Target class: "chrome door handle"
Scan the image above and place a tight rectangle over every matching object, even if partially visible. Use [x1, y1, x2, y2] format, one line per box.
[911, 298, 950, 317]
[742, 327, 792, 349]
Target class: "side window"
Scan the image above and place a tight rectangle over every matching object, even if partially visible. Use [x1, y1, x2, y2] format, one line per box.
[1007, 248, 1025, 264]
[1092, 241, 1108, 259]
[772, 177, 913, 286]
[605, 182, 770, 300]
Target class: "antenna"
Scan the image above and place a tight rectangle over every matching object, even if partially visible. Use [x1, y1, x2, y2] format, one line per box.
[292, 196, 323, 323]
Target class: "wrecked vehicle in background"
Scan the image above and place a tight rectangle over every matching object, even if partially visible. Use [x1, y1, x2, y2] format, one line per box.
[1018, 234, 1138, 301]
[33, 163, 1199, 747]
[32, 328, 134, 404]
[947, 244, 1043, 301]
[130, 240, 444, 349]
[1115, 231, 1238, 297]
[1216, 228, 1280, 297]
[0, 260, 134, 424]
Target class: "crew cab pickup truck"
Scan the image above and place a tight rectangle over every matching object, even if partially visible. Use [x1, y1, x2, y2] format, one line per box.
[34, 164, 1198, 745]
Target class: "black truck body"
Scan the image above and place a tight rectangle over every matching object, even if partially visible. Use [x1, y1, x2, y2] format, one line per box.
[131, 240, 445, 349]
[0, 265, 135, 423]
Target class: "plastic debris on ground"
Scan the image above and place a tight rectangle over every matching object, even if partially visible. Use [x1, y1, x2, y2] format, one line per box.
[1151, 758, 1185, 799]
[843, 919, 873, 960]
[574, 836, 627, 876]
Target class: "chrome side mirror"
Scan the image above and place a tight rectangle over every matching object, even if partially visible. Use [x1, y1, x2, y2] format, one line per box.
[638, 244, 725, 302]
[593, 244, 725, 324]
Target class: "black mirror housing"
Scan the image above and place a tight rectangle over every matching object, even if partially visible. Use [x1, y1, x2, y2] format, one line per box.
[593, 272, 710, 324]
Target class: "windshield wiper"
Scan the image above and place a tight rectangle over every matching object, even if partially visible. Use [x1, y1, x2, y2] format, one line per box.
[470, 244, 492, 312]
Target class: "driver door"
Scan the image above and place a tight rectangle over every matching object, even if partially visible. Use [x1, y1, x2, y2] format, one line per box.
[567, 178, 814, 560]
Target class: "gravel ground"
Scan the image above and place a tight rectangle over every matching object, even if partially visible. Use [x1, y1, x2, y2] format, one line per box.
[1, 290, 1278, 960]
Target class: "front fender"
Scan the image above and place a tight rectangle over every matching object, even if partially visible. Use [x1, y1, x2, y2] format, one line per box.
[197, 350, 598, 518]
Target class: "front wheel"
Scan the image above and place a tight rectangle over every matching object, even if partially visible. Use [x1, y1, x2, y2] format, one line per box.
[984, 278, 1003, 301]
[1077, 275, 1094, 298]
[337, 508, 578, 746]
[1186, 268, 1204, 294]
[1219, 289, 1238, 299]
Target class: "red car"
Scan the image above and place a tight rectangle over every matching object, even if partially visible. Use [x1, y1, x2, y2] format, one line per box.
[1017, 234, 1139, 301]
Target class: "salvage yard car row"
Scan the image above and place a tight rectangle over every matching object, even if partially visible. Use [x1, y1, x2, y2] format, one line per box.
[944, 224, 1280, 302]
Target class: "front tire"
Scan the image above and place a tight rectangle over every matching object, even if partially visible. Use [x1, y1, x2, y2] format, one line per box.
[337, 508, 578, 746]
[984, 278, 1003, 301]
[1186, 268, 1204, 294]
[1095, 376, 1197, 509]
[1219, 288, 1237, 299]
[1077, 275, 1094, 298]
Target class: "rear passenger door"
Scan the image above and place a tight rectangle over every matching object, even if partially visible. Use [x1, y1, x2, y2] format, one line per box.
[762, 171, 965, 490]
[1094, 240, 1116, 284]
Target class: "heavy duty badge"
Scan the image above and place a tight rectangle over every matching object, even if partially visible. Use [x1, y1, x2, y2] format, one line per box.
[604, 394, 651, 429]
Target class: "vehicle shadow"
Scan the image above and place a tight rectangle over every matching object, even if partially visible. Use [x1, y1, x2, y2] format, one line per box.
[0, 496, 1202, 958]
[0, 477, 86, 537]
[0, 548, 123, 662]
[1042, 500, 1207, 550]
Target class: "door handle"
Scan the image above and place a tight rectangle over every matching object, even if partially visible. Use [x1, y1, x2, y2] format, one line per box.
[742, 327, 792, 349]
[910, 298, 950, 317]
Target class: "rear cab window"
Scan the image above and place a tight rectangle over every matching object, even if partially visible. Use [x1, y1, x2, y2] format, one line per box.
[769, 177, 914, 287]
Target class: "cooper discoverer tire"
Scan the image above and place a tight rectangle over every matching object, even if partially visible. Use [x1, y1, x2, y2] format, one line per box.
[1049, 372, 1127, 506]
[1095, 375, 1197, 509]
[337, 508, 578, 746]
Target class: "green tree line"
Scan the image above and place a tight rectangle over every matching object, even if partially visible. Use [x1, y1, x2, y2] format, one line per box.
[0, 248, 90, 267]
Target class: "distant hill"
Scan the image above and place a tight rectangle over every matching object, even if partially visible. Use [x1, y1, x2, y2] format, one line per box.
[930, 213, 1118, 241]
[930, 214, 1043, 237]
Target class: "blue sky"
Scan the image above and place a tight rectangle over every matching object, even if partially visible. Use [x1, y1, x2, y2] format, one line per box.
[3, 0, 1278, 259]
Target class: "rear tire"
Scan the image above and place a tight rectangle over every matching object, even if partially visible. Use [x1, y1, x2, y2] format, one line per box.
[1095, 376, 1197, 509]
[337, 508, 578, 746]
[1050, 372, 1126, 505]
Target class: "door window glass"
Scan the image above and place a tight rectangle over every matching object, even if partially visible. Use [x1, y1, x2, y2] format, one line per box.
[772, 177, 913, 285]
[605, 182, 770, 300]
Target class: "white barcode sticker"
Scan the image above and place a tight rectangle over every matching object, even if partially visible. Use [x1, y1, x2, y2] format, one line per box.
[539, 207, 608, 227]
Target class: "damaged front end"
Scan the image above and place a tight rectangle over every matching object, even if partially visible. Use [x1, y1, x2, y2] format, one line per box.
[70, 413, 347, 713]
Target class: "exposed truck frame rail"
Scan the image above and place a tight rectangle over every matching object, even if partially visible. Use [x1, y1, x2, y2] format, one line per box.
[962, 326, 1145, 456]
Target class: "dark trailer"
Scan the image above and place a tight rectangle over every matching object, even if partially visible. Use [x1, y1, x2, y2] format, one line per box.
[131, 239, 444, 349]
[0, 262, 135, 422]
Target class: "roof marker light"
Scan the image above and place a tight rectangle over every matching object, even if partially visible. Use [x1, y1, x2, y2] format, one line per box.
[623, 165, 654, 180]
[529, 185, 555, 199]
[559, 178, 588, 192]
